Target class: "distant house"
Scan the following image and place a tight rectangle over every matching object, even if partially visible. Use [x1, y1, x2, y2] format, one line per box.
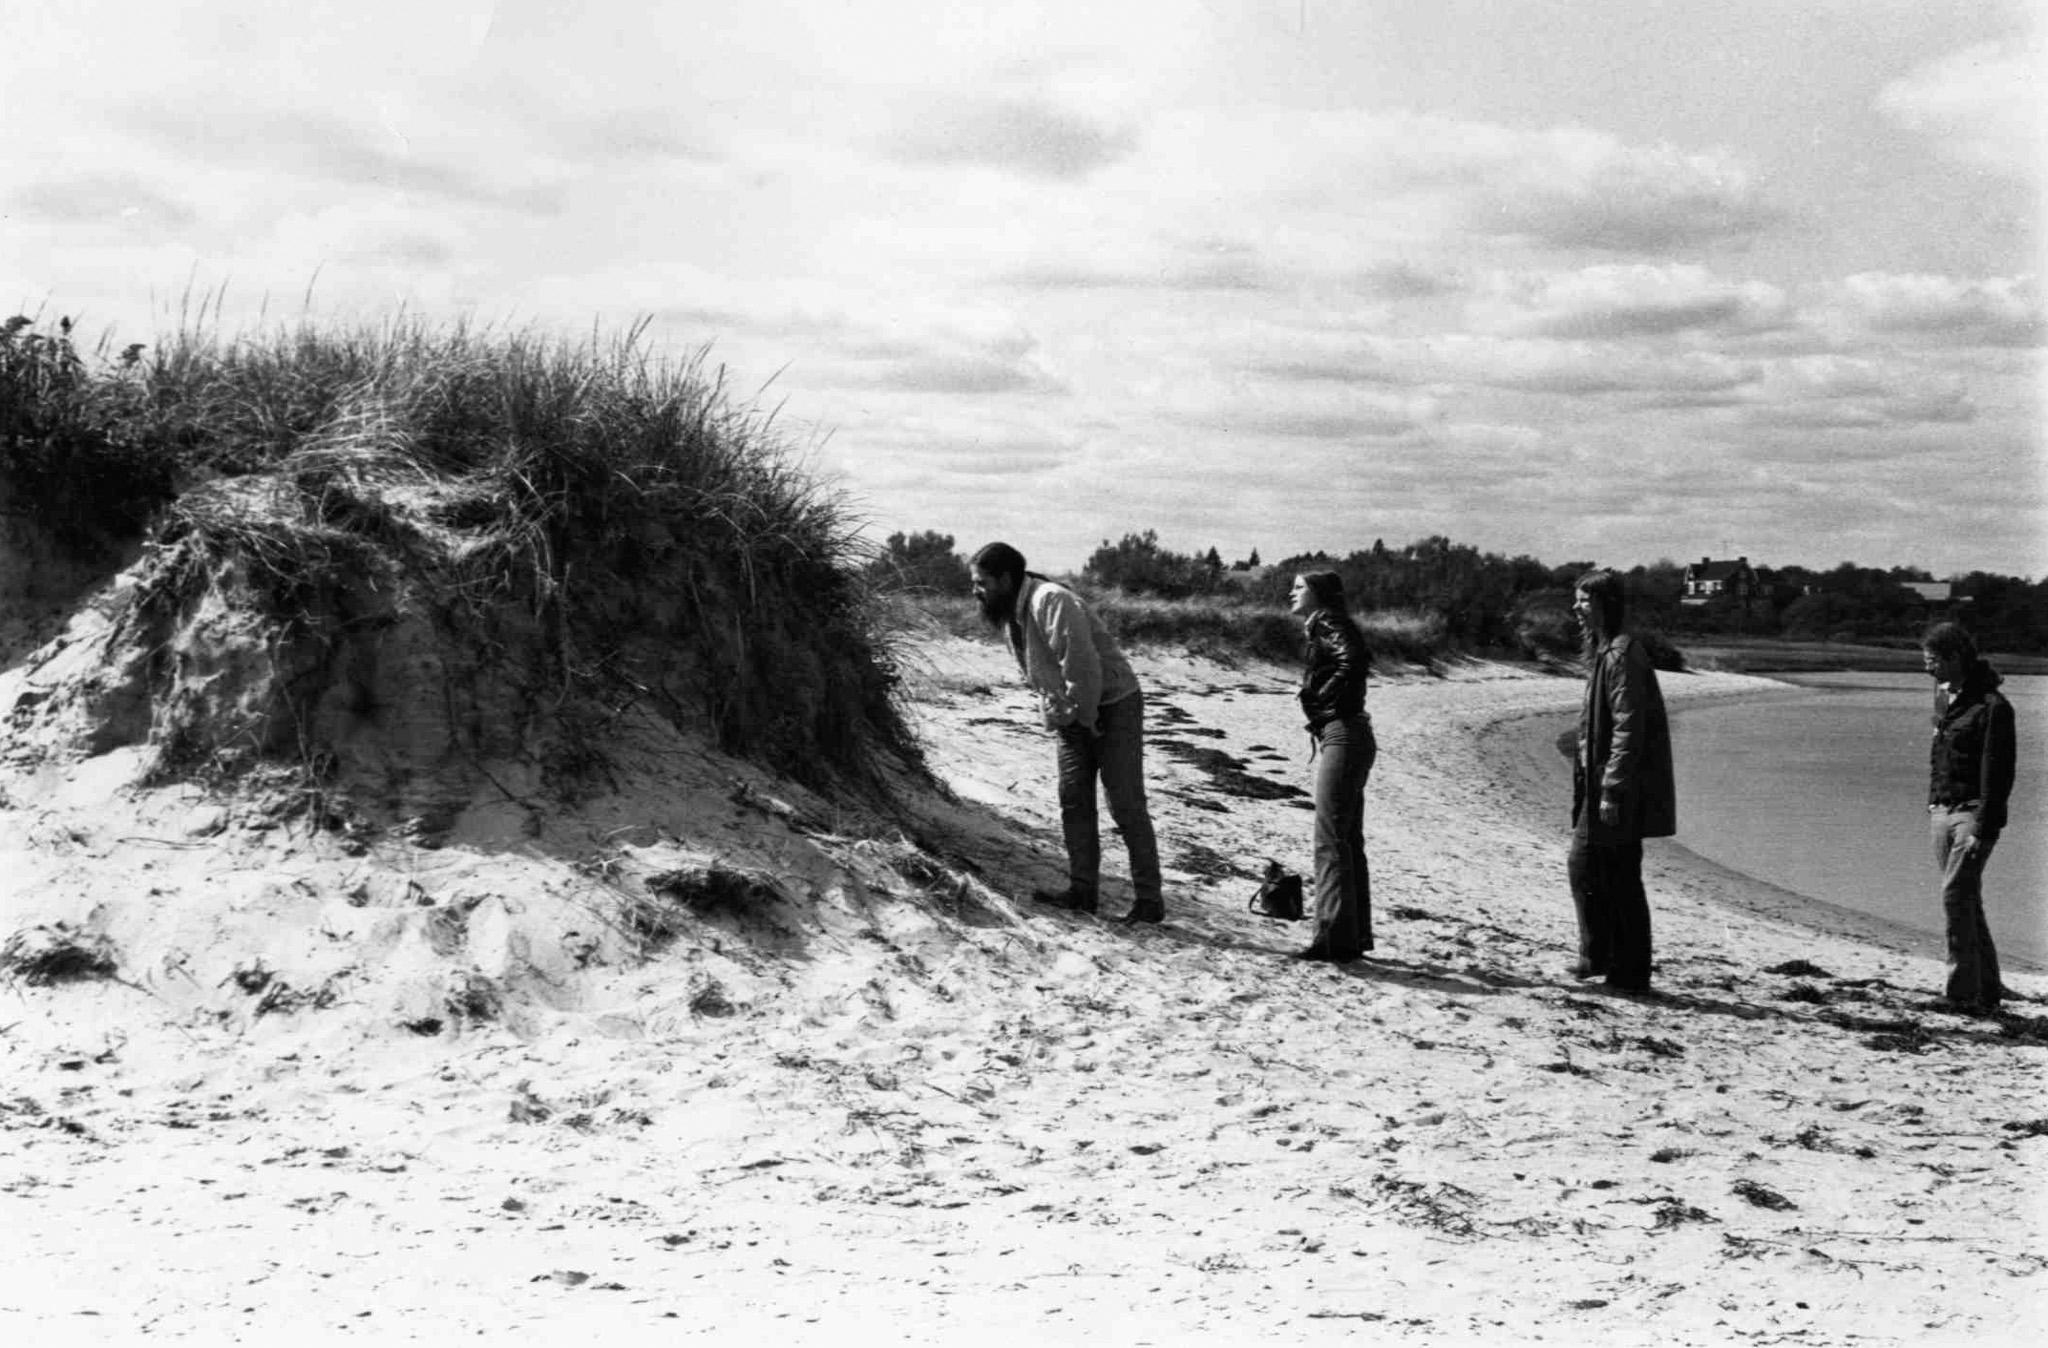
[1681, 556, 1759, 606]
[1902, 580, 1970, 617]
[1903, 581, 1952, 605]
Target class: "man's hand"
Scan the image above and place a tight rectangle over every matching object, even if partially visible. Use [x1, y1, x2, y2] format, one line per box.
[1598, 796, 1621, 828]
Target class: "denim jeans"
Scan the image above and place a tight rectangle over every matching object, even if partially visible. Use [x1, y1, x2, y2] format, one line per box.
[1567, 820, 1651, 989]
[1055, 691, 1162, 905]
[1312, 715, 1376, 956]
[1931, 805, 2001, 1008]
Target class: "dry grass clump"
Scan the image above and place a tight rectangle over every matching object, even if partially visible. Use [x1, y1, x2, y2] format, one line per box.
[2, 312, 918, 797]
[0, 923, 119, 986]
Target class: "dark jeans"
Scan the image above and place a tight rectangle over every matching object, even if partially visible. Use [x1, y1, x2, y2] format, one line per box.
[1312, 715, 1376, 956]
[1056, 692, 1162, 905]
[1567, 819, 1651, 989]
[1931, 806, 2001, 1008]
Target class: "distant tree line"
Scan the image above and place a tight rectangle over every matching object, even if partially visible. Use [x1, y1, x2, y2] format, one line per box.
[869, 526, 2048, 656]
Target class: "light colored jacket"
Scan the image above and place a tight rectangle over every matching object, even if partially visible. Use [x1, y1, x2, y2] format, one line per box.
[1009, 576, 1140, 731]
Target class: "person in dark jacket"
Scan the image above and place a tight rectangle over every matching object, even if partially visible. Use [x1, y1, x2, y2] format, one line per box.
[1290, 571, 1374, 963]
[1568, 569, 1675, 992]
[1921, 622, 2017, 1013]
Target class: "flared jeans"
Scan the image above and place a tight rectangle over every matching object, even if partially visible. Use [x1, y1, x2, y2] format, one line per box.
[1567, 821, 1652, 990]
[1312, 715, 1376, 956]
[1931, 805, 2001, 1009]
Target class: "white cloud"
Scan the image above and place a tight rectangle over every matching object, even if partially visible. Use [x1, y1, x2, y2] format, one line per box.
[1468, 265, 1791, 339]
[1876, 38, 2044, 180]
[882, 96, 1138, 180]
[1830, 273, 2044, 348]
[1464, 128, 1778, 252]
[1742, 355, 1976, 430]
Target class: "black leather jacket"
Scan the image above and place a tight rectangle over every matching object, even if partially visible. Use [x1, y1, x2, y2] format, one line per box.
[1930, 659, 2017, 836]
[1299, 609, 1370, 732]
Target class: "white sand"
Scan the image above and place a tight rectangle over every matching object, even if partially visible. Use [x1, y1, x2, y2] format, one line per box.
[1, 637, 2041, 1346]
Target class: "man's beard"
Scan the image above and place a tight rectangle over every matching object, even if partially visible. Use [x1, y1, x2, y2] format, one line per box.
[978, 587, 1016, 628]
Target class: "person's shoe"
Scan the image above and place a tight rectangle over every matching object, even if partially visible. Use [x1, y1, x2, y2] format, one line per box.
[1567, 958, 1606, 980]
[1117, 900, 1165, 925]
[1291, 944, 1332, 962]
[1032, 887, 1098, 914]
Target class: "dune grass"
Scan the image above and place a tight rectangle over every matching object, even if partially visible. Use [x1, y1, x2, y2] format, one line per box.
[1, 313, 917, 794]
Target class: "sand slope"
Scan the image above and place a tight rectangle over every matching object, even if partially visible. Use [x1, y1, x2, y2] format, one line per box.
[1, 637, 2042, 1346]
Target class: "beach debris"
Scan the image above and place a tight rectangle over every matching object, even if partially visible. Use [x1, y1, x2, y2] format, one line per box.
[444, 970, 502, 1023]
[508, 1080, 553, 1124]
[0, 923, 118, 986]
[1995, 1015, 2048, 1045]
[1357, 1174, 1482, 1239]
[533, 1269, 590, 1286]
[1649, 1147, 1695, 1164]
[1731, 1178, 1797, 1211]
[1821, 1011, 1939, 1054]
[1765, 959, 1833, 979]
[256, 977, 342, 1017]
[687, 975, 738, 1018]
[1999, 1119, 2048, 1139]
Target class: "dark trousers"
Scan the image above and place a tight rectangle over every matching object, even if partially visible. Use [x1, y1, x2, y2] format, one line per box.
[1056, 692, 1162, 904]
[1931, 806, 2001, 1008]
[1567, 821, 1651, 989]
[1312, 715, 1376, 956]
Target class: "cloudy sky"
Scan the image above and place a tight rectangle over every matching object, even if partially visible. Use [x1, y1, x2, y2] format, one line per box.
[5, 1, 2042, 576]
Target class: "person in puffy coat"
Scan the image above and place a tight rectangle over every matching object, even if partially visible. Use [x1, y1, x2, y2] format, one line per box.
[1568, 568, 1675, 993]
[1921, 621, 2017, 1013]
[1290, 570, 1375, 963]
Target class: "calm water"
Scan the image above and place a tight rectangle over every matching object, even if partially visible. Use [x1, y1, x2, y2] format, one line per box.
[1670, 672, 2044, 968]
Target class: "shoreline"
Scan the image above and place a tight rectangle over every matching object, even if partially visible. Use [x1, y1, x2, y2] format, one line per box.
[1472, 676, 2047, 975]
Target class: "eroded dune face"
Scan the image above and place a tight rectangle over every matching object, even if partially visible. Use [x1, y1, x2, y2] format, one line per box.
[1, 463, 911, 829]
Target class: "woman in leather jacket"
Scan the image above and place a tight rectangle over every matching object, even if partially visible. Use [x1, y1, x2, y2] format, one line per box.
[1290, 571, 1375, 962]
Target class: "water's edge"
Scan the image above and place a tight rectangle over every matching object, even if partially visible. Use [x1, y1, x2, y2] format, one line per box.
[1477, 690, 2046, 975]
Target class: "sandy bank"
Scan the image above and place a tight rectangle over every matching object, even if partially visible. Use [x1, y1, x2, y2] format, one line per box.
[0, 636, 2042, 1346]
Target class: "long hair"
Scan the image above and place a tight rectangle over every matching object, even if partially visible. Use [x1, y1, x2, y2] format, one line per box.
[1298, 570, 1349, 617]
[1575, 568, 1628, 637]
[1921, 620, 1978, 666]
[971, 541, 1027, 589]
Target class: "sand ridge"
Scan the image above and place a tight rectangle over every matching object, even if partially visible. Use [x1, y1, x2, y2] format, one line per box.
[1, 636, 2042, 1345]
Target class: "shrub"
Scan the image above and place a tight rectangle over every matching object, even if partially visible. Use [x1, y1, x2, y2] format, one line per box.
[867, 530, 971, 596]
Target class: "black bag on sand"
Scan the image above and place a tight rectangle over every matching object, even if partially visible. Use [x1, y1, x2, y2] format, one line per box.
[1249, 864, 1304, 921]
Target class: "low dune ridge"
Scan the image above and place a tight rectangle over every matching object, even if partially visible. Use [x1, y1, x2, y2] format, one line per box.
[1, 627, 2041, 1345]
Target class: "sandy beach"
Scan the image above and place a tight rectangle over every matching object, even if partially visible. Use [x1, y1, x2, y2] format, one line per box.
[1, 636, 2042, 1346]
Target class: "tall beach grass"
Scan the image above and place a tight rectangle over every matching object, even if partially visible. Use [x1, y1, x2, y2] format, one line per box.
[1, 313, 917, 794]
